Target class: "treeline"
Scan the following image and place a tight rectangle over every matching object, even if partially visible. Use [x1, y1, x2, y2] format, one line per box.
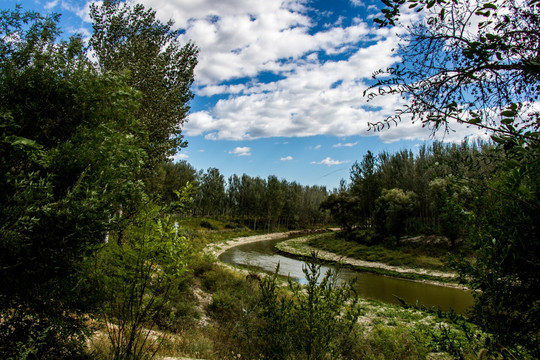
[148, 162, 330, 230]
[322, 140, 494, 245]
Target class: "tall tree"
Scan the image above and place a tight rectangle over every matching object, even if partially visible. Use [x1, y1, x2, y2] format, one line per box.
[194, 168, 225, 216]
[350, 151, 380, 227]
[90, 0, 198, 168]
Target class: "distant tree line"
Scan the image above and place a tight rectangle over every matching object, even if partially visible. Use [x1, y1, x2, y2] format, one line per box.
[321, 141, 494, 245]
[147, 161, 331, 231]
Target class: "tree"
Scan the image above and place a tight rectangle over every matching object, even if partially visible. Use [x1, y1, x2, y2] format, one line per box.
[194, 167, 225, 216]
[146, 161, 198, 204]
[429, 176, 471, 247]
[0, 6, 147, 358]
[370, 0, 540, 355]
[350, 151, 381, 227]
[90, 0, 198, 169]
[374, 188, 417, 245]
[320, 191, 358, 231]
[90, 202, 192, 359]
[264, 175, 284, 231]
[368, 0, 540, 138]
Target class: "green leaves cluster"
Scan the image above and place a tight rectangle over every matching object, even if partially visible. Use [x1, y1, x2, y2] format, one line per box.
[254, 259, 361, 360]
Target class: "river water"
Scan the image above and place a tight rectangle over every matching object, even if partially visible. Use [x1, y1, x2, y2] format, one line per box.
[219, 238, 475, 315]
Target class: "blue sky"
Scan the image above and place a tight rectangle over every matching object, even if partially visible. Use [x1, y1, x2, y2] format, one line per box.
[8, 0, 485, 190]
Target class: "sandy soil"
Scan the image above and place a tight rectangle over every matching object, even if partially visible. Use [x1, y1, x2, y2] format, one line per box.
[204, 231, 302, 258]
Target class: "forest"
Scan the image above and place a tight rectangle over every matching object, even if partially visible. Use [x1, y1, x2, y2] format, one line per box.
[0, 0, 538, 359]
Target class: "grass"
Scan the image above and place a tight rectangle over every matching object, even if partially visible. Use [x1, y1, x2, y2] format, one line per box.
[308, 232, 455, 272]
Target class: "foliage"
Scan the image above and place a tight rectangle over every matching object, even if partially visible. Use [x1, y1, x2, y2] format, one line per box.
[374, 188, 417, 245]
[0, 6, 147, 358]
[350, 150, 381, 228]
[369, 0, 540, 355]
[254, 258, 361, 360]
[89, 203, 192, 360]
[90, 0, 198, 168]
[145, 161, 198, 204]
[319, 191, 359, 230]
[429, 176, 472, 247]
[189, 169, 330, 230]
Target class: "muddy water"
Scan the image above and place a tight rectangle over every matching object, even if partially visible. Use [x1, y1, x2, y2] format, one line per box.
[219, 238, 475, 315]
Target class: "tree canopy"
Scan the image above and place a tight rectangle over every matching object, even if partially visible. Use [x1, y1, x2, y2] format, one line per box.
[90, 0, 198, 169]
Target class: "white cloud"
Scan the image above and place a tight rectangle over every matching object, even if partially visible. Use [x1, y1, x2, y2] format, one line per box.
[229, 146, 252, 156]
[137, 0, 485, 144]
[310, 144, 322, 150]
[171, 152, 189, 162]
[280, 156, 294, 161]
[333, 141, 358, 148]
[45, 0, 59, 10]
[311, 157, 349, 166]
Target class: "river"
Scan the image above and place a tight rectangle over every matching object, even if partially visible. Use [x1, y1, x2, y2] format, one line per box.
[219, 237, 475, 315]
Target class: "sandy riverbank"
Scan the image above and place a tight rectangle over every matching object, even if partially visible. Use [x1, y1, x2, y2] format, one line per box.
[206, 231, 466, 289]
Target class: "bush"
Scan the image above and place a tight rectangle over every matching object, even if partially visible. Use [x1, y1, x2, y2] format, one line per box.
[199, 220, 216, 230]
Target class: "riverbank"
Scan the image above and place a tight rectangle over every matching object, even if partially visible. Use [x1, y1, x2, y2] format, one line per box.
[206, 231, 464, 289]
[275, 236, 466, 288]
[204, 230, 301, 258]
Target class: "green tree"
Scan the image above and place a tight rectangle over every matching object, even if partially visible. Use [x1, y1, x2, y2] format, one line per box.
[90, 202, 192, 359]
[374, 188, 417, 245]
[265, 175, 285, 231]
[350, 150, 380, 228]
[320, 191, 358, 231]
[194, 167, 225, 216]
[90, 0, 198, 169]
[429, 176, 471, 247]
[256, 258, 360, 360]
[0, 6, 147, 358]
[145, 161, 198, 205]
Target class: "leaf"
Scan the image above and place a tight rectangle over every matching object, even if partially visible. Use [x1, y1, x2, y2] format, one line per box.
[501, 110, 516, 117]
[483, 3, 498, 10]
[439, 8, 446, 20]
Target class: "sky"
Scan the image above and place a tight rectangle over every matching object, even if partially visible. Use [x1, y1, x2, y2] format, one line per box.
[8, 0, 487, 190]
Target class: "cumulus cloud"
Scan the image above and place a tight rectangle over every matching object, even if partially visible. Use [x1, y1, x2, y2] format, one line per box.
[280, 156, 294, 161]
[129, 0, 484, 143]
[229, 146, 252, 156]
[45, 0, 59, 10]
[311, 157, 349, 166]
